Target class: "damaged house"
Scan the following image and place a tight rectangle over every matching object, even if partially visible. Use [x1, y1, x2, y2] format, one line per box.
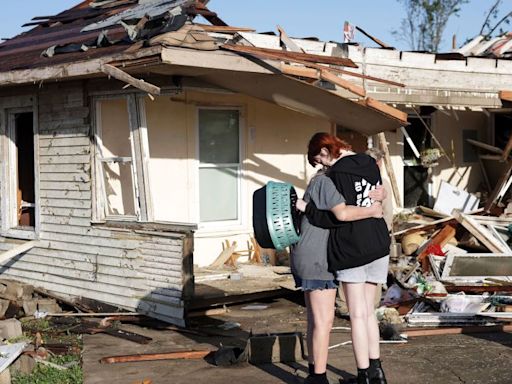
[0, 0, 406, 326]
[2, 0, 511, 327]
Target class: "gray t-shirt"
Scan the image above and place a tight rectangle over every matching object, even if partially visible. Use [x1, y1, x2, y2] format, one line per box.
[291, 173, 345, 281]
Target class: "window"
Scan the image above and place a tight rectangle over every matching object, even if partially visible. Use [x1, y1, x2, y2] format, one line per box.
[93, 95, 150, 222]
[198, 109, 240, 223]
[0, 104, 39, 238]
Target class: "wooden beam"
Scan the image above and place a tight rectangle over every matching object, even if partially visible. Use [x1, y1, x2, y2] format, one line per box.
[404, 324, 512, 337]
[467, 138, 504, 155]
[280, 64, 319, 79]
[277, 25, 304, 53]
[220, 44, 358, 68]
[193, 23, 255, 33]
[365, 97, 408, 123]
[320, 69, 366, 98]
[355, 26, 392, 49]
[100, 350, 212, 364]
[0, 241, 38, 265]
[378, 132, 402, 207]
[325, 65, 405, 88]
[501, 132, 512, 161]
[101, 64, 161, 95]
[499, 90, 512, 102]
[416, 225, 456, 272]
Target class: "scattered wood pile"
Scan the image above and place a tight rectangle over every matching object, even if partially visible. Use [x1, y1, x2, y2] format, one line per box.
[383, 188, 512, 334]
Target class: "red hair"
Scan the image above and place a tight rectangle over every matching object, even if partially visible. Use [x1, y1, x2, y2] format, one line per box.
[307, 132, 352, 167]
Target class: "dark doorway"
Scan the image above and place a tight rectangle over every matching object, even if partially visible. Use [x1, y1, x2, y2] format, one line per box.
[15, 112, 35, 227]
[403, 116, 432, 208]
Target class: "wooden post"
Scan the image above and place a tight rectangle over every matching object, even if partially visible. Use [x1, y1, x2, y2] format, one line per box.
[378, 132, 402, 207]
[501, 132, 512, 161]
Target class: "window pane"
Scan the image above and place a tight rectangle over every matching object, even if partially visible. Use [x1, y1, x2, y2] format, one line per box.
[199, 109, 239, 164]
[100, 99, 132, 158]
[199, 167, 238, 222]
[102, 161, 136, 216]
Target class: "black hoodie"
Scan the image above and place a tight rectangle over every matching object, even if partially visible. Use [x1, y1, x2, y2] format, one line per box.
[305, 153, 390, 271]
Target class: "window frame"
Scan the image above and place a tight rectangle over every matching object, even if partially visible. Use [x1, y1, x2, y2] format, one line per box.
[196, 106, 244, 229]
[0, 96, 40, 240]
[91, 94, 153, 223]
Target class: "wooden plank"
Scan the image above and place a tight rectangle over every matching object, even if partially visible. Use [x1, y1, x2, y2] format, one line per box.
[209, 242, 237, 268]
[101, 64, 161, 95]
[39, 173, 90, 182]
[278, 55, 405, 88]
[100, 350, 211, 364]
[40, 181, 91, 191]
[319, 69, 366, 98]
[220, 44, 358, 68]
[193, 23, 255, 33]
[417, 225, 456, 272]
[277, 25, 304, 53]
[40, 190, 91, 200]
[365, 97, 408, 123]
[40, 146, 89, 156]
[498, 90, 512, 102]
[355, 26, 392, 49]
[404, 324, 512, 337]
[0, 241, 38, 265]
[467, 138, 504, 155]
[39, 137, 91, 148]
[280, 63, 319, 79]
[378, 132, 402, 207]
[501, 130, 512, 161]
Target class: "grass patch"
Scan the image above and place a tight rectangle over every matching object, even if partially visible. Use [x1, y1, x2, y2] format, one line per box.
[12, 355, 82, 384]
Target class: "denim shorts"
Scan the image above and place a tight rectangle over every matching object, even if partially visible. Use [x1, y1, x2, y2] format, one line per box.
[294, 276, 339, 291]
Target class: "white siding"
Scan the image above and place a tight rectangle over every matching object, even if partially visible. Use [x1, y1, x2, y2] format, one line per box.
[0, 82, 192, 326]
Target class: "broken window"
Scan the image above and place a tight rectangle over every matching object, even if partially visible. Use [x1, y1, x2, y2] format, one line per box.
[95, 95, 148, 221]
[198, 108, 240, 223]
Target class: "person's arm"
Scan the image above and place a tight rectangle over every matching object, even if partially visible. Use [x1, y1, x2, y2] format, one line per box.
[297, 199, 383, 229]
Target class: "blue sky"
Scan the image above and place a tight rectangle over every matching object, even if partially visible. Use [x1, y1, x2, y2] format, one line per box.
[1, 0, 506, 51]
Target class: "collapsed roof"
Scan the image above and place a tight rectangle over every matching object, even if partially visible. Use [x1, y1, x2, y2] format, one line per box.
[0, 0, 408, 134]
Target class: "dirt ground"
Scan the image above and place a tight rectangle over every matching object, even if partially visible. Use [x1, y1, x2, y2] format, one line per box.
[82, 293, 512, 384]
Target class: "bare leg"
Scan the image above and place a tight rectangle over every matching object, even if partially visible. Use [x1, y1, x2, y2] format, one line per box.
[365, 282, 381, 359]
[343, 282, 369, 369]
[304, 289, 337, 374]
[305, 293, 315, 366]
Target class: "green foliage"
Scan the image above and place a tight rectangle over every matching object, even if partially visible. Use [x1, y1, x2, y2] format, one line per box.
[12, 355, 82, 384]
[479, 0, 512, 39]
[394, 0, 469, 52]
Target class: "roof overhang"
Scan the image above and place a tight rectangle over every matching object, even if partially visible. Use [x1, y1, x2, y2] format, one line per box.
[0, 44, 407, 135]
[160, 47, 407, 135]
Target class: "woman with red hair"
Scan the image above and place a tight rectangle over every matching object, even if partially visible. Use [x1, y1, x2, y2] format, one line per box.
[292, 133, 386, 384]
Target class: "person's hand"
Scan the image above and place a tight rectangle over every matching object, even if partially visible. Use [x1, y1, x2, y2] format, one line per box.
[371, 201, 384, 218]
[369, 185, 387, 202]
[295, 199, 307, 213]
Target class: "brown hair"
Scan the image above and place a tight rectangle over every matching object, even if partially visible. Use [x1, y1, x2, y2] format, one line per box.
[307, 132, 352, 166]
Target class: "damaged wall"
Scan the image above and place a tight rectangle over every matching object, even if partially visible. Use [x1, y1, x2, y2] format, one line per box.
[432, 110, 488, 195]
[0, 81, 193, 326]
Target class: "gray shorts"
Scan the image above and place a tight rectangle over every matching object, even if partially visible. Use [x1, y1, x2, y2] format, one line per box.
[336, 256, 389, 284]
